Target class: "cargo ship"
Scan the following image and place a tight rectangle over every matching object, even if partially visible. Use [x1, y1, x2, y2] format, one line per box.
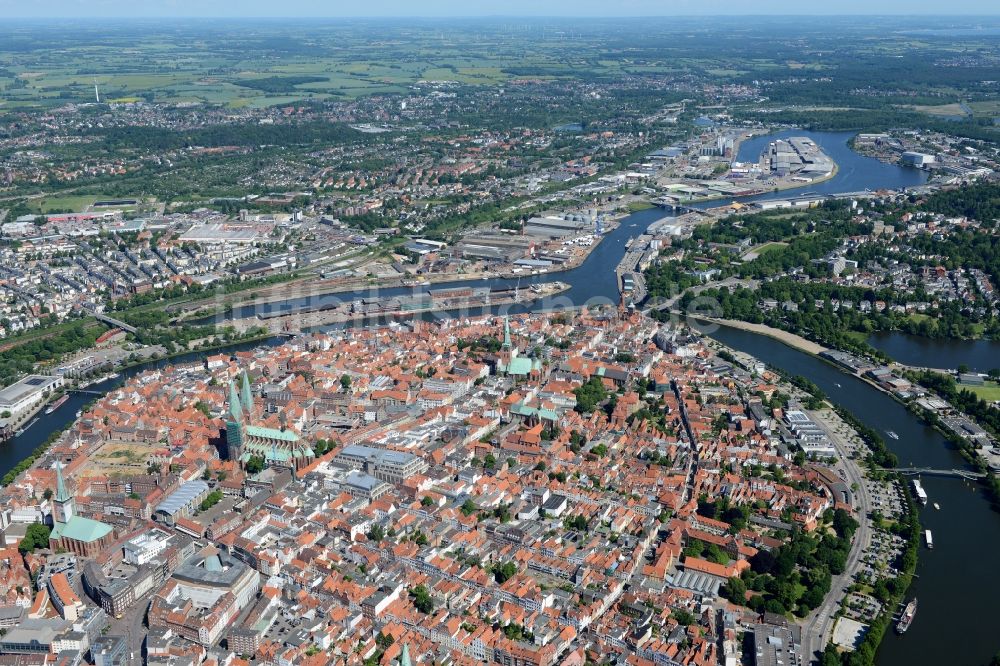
[925, 529, 933, 549]
[45, 394, 70, 415]
[896, 598, 917, 634]
[912, 479, 928, 506]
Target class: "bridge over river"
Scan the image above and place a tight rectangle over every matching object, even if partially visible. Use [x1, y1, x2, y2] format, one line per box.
[879, 467, 987, 480]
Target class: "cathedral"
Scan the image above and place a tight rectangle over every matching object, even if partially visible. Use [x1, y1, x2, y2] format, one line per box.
[225, 371, 315, 472]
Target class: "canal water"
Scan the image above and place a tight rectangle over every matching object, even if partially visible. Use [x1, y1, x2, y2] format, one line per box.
[868, 331, 1000, 373]
[6, 130, 963, 663]
[709, 325, 1000, 666]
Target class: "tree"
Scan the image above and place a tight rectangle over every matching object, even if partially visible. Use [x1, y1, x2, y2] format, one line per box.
[409, 585, 434, 614]
[199, 490, 223, 511]
[367, 524, 386, 542]
[340, 374, 352, 391]
[574, 376, 608, 414]
[492, 561, 518, 584]
[421, 496, 434, 507]
[460, 499, 478, 516]
[721, 577, 746, 603]
[42, 488, 53, 501]
[245, 456, 265, 474]
[483, 454, 497, 470]
[672, 609, 697, 627]
[19, 523, 50, 554]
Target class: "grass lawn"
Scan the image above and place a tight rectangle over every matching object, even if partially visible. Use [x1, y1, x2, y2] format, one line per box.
[756, 241, 788, 254]
[964, 381, 1000, 402]
[627, 200, 655, 212]
[25, 194, 110, 213]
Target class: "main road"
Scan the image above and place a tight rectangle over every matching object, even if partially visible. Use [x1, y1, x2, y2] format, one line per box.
[800, 407, 873, 662]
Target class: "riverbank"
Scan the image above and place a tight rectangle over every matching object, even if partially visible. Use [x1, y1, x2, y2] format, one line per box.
[708, 336, 916, 664]
[693, 316, 828, 355]
[175, 220, 620, 322]
[657, 137, 841, 210]
[708, 326, 987, 666]
[228, 282, 571, 333]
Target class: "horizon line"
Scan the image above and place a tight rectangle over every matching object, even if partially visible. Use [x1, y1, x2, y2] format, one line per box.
[4, 13, 1000, 19]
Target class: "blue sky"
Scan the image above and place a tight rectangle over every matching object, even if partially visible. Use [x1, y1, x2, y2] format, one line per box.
[1, 0, 997, 17]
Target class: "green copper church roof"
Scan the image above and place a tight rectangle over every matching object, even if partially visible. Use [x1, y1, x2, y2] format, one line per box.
[50, 515, 112, 543]
[246, 425, 300, 442]
[502, 356, 533, 376]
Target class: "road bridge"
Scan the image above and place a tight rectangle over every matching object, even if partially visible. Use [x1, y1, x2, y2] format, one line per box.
[82, 308, 137, 334]
[881, 467, 987, 480]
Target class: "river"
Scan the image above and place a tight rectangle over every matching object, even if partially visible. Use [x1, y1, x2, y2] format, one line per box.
[709, 325, 1000, 666]
[7, 130, 961, 664]
[735, 130, 929, 196]
[868, 331, 1000, 373]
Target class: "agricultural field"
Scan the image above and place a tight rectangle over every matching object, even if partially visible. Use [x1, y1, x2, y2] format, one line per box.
[3, 17, 998, 114]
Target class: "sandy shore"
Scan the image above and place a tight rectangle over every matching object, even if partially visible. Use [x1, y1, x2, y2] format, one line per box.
[694, 316, 828, 355]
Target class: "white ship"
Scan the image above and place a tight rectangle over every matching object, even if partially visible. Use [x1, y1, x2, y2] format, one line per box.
[912, 479, 928, 505]
[924, 529, 933, 549]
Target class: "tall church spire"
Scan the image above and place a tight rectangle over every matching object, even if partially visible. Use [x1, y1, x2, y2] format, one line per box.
[226, 379, 246, 464]
[502, 316, 512, 350]
[228, 381, 243, 423]
[241, 371, 254, 418]
[55, 461, 70, 502]
[53, 462, 74, 524]
[399, 643, 412, 666]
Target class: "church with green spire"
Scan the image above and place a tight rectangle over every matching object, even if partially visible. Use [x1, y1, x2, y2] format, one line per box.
[495, 316, 539, 378]
[225, 370, 314, 473]
[49, 462, 114, 557]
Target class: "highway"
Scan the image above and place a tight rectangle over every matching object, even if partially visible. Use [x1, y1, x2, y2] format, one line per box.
[800, 409, 873, 664]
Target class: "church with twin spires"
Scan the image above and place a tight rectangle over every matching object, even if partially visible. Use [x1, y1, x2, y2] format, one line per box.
[225, 370, 315, 472]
